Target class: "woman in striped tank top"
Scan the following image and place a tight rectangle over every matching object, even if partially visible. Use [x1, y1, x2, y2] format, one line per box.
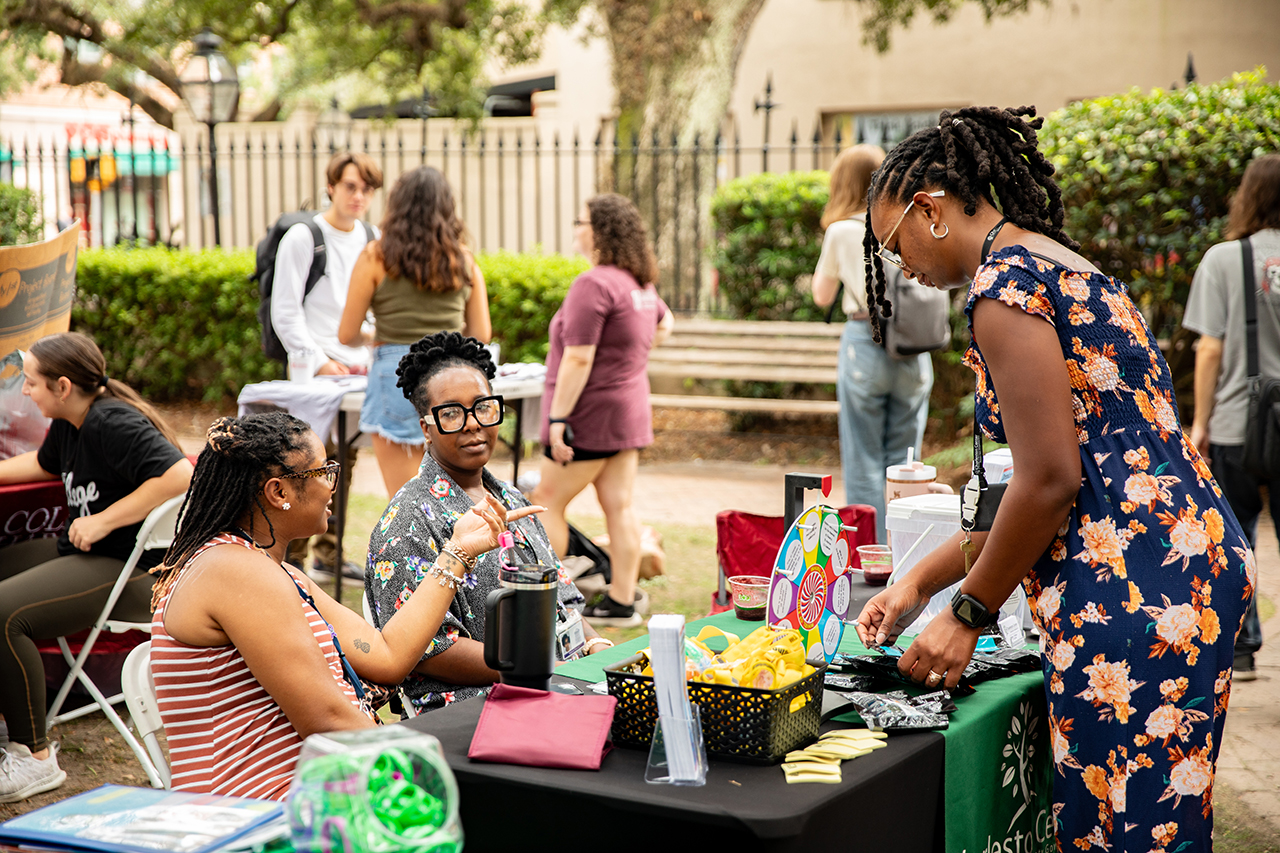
[148, 412, 537, 800]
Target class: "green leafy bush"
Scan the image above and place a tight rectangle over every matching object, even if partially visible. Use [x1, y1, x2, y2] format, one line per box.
[1043, 69, 1280, 339]
[481, 250, 589, 363]
[1042, 68, 1280, 419]
[73, 247, 276, 402]
[70, 246, 583, 403]
[0, 183, 43, 245]
[709, 171, 830, 321]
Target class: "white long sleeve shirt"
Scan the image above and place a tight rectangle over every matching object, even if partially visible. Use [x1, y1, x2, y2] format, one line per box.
[270, 214, 378, 368]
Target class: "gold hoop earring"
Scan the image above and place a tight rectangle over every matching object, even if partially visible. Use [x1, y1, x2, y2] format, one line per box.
[930, 222, 949, 239]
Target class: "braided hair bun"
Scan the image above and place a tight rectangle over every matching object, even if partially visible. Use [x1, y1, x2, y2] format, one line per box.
[397, 331, 496, 415]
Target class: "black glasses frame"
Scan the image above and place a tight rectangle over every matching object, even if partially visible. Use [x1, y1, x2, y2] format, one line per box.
[428, 395, 506, 434]
[281, 460, 341, 492]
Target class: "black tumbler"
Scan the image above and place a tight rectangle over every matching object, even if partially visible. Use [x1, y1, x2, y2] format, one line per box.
[483, 563, 559, 691]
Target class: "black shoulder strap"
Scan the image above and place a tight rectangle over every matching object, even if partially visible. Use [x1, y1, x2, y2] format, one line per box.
[1244, 237, 1258, 380]
[359, 220, 375, 242]
[302, 220, 327, 300]
[824, 283, 843, 324]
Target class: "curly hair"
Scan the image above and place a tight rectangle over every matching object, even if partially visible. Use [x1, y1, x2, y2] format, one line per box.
[587, 193, 658, 285]
[1226, 153, 1280, 240]
[30, 332, 180, 449]
[861, 106, 1077, 342]
[396, 331, 496, 416]
[151, 412, 312, 609]
[377, 166, 472, 293]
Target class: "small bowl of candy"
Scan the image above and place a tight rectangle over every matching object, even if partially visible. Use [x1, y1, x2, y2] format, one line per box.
[727, 575, 770, 621]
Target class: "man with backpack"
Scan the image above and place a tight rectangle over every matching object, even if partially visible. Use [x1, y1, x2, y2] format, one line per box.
[1183, 153, 1280, 681]
[269, 151, 383, 579]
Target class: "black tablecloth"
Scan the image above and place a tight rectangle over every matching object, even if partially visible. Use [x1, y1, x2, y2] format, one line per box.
[402, 686, 944, 853]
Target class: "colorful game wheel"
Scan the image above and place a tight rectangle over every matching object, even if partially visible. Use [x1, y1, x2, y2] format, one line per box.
[767, 505, 853, 663]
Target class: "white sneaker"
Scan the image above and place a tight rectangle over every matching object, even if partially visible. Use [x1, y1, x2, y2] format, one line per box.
[0, 742, 66, 803]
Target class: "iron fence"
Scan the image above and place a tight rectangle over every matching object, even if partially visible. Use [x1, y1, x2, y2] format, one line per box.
[3, 120, 856, 312]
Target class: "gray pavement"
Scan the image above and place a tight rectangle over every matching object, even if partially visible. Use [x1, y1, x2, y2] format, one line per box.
[344, 446, 1278, 831]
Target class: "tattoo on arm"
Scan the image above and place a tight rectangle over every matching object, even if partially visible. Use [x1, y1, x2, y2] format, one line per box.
[353, 638, 371, 653]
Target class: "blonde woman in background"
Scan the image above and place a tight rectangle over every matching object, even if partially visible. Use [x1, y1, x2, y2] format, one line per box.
[813, 144, 933, 543]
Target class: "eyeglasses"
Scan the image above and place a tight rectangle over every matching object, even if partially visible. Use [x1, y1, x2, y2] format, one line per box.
[281, 460, 341, 492]
[875, 190, 946, 275]
[337, 180, 372, 197]
[428, 395, 505, 434]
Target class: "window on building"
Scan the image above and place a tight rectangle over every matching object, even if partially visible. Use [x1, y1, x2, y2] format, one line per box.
[827, 109, 942, 150]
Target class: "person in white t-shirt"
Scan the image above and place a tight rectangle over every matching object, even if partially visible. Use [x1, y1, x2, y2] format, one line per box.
[271, 152, 383, 579]
[813, 144, 932, 543]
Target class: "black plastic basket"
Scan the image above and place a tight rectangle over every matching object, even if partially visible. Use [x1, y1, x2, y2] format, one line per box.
[603, 653, 826, 765]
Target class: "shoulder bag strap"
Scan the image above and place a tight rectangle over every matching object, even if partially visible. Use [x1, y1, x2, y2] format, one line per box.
[1243, 237, 1258, 380]
[285, 570, 367, 701]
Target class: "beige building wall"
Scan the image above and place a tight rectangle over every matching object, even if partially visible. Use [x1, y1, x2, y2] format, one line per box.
[729, 0, 1280, 155]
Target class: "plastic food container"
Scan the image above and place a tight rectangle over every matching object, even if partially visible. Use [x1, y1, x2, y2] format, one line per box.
[727, 575, 770, 620]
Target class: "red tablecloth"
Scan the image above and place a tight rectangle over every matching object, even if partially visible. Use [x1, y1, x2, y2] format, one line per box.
[0, 479, 68, 548]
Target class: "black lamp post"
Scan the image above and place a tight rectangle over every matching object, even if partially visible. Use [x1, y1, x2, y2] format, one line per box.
[180, 28, 239, 247]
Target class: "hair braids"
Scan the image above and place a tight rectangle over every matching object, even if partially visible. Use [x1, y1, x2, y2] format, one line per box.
[861, 105, 1078, 343]
[151, 413, 311, 610]
[396, 331, 496, 416]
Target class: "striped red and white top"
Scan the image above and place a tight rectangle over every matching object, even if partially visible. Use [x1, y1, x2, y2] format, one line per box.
[151, 532, 360, 801]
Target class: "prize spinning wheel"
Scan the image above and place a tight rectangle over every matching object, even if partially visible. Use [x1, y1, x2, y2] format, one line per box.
[767, 505, 852, 663]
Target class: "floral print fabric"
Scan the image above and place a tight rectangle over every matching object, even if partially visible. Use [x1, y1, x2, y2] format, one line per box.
[364, 453, 584, 714]
[964, 246, 1255, 852]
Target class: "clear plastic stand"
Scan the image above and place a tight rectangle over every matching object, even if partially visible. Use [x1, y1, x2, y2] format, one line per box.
[644, 704, 707, 786]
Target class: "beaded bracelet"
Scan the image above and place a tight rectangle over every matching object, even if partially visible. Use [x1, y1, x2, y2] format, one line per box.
[584, 637, 615, 654]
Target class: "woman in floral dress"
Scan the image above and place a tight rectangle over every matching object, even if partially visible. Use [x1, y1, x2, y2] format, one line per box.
[854, 106, 1254, 851]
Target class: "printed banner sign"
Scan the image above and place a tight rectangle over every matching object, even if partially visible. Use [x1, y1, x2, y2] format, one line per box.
[0, 222, 78, 358]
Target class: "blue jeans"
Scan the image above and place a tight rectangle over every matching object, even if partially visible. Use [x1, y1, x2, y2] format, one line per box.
[837, 320, 933, 542]
[1209, 443, 1268, 657]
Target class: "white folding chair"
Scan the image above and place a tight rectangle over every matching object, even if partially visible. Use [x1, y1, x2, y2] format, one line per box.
[45, 495, 184, 784]
[120, 641, 170, 788]
[361, 591, 416, 719]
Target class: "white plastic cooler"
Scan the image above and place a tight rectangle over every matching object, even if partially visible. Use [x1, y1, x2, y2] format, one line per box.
[884, 493, 1032, 636]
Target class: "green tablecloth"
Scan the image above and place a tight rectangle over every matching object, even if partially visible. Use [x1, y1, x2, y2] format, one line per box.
[560, 613, 1054, 853]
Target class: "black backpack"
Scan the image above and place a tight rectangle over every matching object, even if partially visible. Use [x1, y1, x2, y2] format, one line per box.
[251, 211, 374, 362]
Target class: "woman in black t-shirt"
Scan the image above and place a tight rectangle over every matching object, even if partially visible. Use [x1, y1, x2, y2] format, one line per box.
[0, 332, 192, 804]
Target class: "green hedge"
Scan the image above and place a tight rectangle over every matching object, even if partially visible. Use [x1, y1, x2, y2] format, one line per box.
[72, 247, 275, 401]
[709, 171, 830, 321]
[71, 247, 584, 402]
[1042, 68, 1280, 341]
[0, 184, 43, 246]
[479, 250, 589, 363]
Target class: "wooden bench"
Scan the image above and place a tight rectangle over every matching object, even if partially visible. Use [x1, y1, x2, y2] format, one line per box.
[647, 319, 841, 415]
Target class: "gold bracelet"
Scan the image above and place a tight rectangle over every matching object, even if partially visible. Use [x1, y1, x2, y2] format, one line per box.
[441, 541, 478, 572]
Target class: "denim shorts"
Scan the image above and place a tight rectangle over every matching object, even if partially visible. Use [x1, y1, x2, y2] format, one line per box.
[359, 343, 426, 446]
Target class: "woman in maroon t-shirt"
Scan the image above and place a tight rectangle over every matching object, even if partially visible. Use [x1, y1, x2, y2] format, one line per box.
[533, 194, 673, 626]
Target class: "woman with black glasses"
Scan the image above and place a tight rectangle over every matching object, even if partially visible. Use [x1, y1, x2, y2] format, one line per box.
[148, 409, 525, 799]
[364, 332, 610, 715]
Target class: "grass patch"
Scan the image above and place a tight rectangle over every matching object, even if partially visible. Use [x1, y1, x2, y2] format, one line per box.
[569, 517, 719, 645]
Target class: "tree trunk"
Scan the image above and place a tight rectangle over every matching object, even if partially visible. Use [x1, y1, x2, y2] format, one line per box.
[598, 0, 766, 312]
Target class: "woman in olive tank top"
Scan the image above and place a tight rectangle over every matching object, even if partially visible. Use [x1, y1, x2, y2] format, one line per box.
[339, 166, 491, 496]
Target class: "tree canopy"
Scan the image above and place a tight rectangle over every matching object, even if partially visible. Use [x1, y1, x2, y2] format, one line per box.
[0, 0, 587, 128]
[2, 0, 1051, 130]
